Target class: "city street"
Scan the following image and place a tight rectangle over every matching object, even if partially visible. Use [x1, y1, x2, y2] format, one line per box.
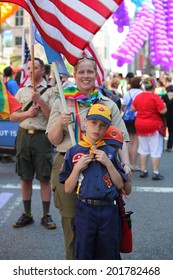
[0, 148, 173, 261]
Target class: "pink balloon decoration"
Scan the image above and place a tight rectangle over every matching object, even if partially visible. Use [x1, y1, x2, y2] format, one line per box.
[112, 0, 173, 71]
[112, 1, 130, 33]
[112, 3, 154, 67]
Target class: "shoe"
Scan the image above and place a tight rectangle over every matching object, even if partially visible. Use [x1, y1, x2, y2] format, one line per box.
[166, 149, 172, 152]
[152, 173, 164, 180]
[41, 214, 56, 229]
[13, 213, 34, 228]
[139, 171, 148, 178]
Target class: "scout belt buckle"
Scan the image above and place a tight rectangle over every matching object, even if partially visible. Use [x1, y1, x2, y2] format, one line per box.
[28, 129, 35, 134]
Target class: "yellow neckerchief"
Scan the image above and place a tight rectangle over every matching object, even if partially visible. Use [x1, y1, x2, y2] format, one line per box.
[76, 135, 106, 195]
[78, 135, 106, 148]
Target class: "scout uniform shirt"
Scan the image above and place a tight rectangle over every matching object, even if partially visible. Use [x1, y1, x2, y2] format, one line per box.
[59, 143, 126, 201]
[15, 79, 57, 130]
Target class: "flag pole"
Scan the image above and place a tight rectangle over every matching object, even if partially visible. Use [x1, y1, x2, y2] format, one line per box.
[52, 61, 76, 146]
[30, 18, 36, 92]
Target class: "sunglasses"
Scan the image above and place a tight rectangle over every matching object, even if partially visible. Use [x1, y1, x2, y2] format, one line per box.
[78, 55, 95, 62]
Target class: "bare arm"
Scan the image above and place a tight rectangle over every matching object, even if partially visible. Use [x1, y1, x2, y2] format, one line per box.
[123, 178, 132, 195]
[160, 107, 167, 114]
[118, 141, 131, 176]
[48, 111, 73, 145]
[130, 104, 136, 112]
[10, 106, 38, 122]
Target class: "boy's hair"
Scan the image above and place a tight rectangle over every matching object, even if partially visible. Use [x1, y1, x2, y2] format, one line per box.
[86, 104, 111, 125]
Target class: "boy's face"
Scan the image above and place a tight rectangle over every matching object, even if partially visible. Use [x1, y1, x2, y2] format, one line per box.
[85, 118, 109, 143]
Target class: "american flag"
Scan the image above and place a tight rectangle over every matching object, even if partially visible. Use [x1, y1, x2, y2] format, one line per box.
[3, 0, 123, 66]
[20, 37, 31, 87]
[85, 42, 106, 85]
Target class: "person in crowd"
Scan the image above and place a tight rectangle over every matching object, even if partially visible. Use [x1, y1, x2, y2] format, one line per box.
[162, 85, 173, 152]
[10, 57, 57, 229]
[44, 64, 52, 84]
[117, 73, 127, 96]
[131, 77, 167, 180]
[14, 69, 22, 86]
[46, 55, 131, 259]
[59, 104, 130, 260]
[122, 76, 143, 171]
[162, 73, 172, 89]
[125, 72, 134, 91]
[59, 74, 74, 89]
[3, 66, 19, 95]
[110, 76, 121, 97]
[155, 78, 166, 98]
[1, 66, 19, 163]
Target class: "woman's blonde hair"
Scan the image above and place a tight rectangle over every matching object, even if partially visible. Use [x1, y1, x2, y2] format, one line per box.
[74, 56, 97, 73]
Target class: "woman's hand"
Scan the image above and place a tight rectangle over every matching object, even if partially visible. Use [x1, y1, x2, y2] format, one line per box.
[59, 111, 74, 126]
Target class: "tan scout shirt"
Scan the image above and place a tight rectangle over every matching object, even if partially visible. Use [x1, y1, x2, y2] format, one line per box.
[46, 91, 129, 153]
[15, 80, 57, 130]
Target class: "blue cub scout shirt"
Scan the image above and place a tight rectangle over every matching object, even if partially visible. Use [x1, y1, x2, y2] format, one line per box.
[59, 144, 126, 201]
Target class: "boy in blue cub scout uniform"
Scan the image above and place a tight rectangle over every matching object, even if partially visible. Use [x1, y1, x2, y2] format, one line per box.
[59, 104, 128, 260]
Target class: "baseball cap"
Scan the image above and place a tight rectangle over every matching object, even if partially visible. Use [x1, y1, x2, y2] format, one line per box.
[103, 125, 123, 149]
[86, 104, 111, 125]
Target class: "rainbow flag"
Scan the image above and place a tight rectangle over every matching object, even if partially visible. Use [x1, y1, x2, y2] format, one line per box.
[0, 77, 21, 120]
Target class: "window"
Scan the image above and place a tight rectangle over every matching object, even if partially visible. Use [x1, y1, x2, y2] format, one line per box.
[15, 37, 22, 45]
[15, 8, 24, 26]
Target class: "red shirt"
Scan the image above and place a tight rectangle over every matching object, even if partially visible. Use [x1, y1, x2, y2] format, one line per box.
[132, 91, 166, 136]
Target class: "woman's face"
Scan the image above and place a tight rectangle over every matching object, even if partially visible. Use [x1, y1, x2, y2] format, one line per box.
[74, 59, 97, 95]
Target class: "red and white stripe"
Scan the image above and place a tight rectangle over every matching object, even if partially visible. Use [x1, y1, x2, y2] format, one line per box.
[84, 42, 106, 85]
[4, 0, 123, 66]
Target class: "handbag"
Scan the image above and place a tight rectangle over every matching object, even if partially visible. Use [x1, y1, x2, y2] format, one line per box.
[122, 91, 136, 123]
[117, 196, 133, 253]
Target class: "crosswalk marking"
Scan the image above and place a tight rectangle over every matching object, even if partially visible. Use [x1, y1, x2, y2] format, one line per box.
[0, 194, 22, 226]
[0, 193, 13, 209]
[0, 184, 173, 193]
[133, 186, 173, 193]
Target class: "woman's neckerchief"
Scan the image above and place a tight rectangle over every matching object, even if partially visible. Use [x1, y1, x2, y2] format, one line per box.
[61, 86, 99, 142]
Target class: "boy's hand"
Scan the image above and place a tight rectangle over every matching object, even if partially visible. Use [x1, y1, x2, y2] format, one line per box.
[93, 150, 109, 166]
[75, 154, 92, 171]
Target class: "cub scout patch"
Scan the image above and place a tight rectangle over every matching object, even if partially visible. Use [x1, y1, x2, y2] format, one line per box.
[72, 153, 84, 163]
[103, 173, 112, 188]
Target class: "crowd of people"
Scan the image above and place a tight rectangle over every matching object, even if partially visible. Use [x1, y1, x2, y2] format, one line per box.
[0, 56, 172, 259]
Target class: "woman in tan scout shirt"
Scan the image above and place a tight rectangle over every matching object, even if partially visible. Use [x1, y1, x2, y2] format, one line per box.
[46, 56, 131, 259]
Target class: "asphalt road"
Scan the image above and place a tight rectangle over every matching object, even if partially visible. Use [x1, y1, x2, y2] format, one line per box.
[0, 148, 173, 261]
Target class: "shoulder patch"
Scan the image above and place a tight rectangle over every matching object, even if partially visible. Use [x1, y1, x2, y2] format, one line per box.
[72, 153, 84, 163]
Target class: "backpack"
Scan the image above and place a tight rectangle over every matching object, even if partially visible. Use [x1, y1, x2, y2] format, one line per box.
[99, 85, 121, 110]
[122, 91, 135, 123]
